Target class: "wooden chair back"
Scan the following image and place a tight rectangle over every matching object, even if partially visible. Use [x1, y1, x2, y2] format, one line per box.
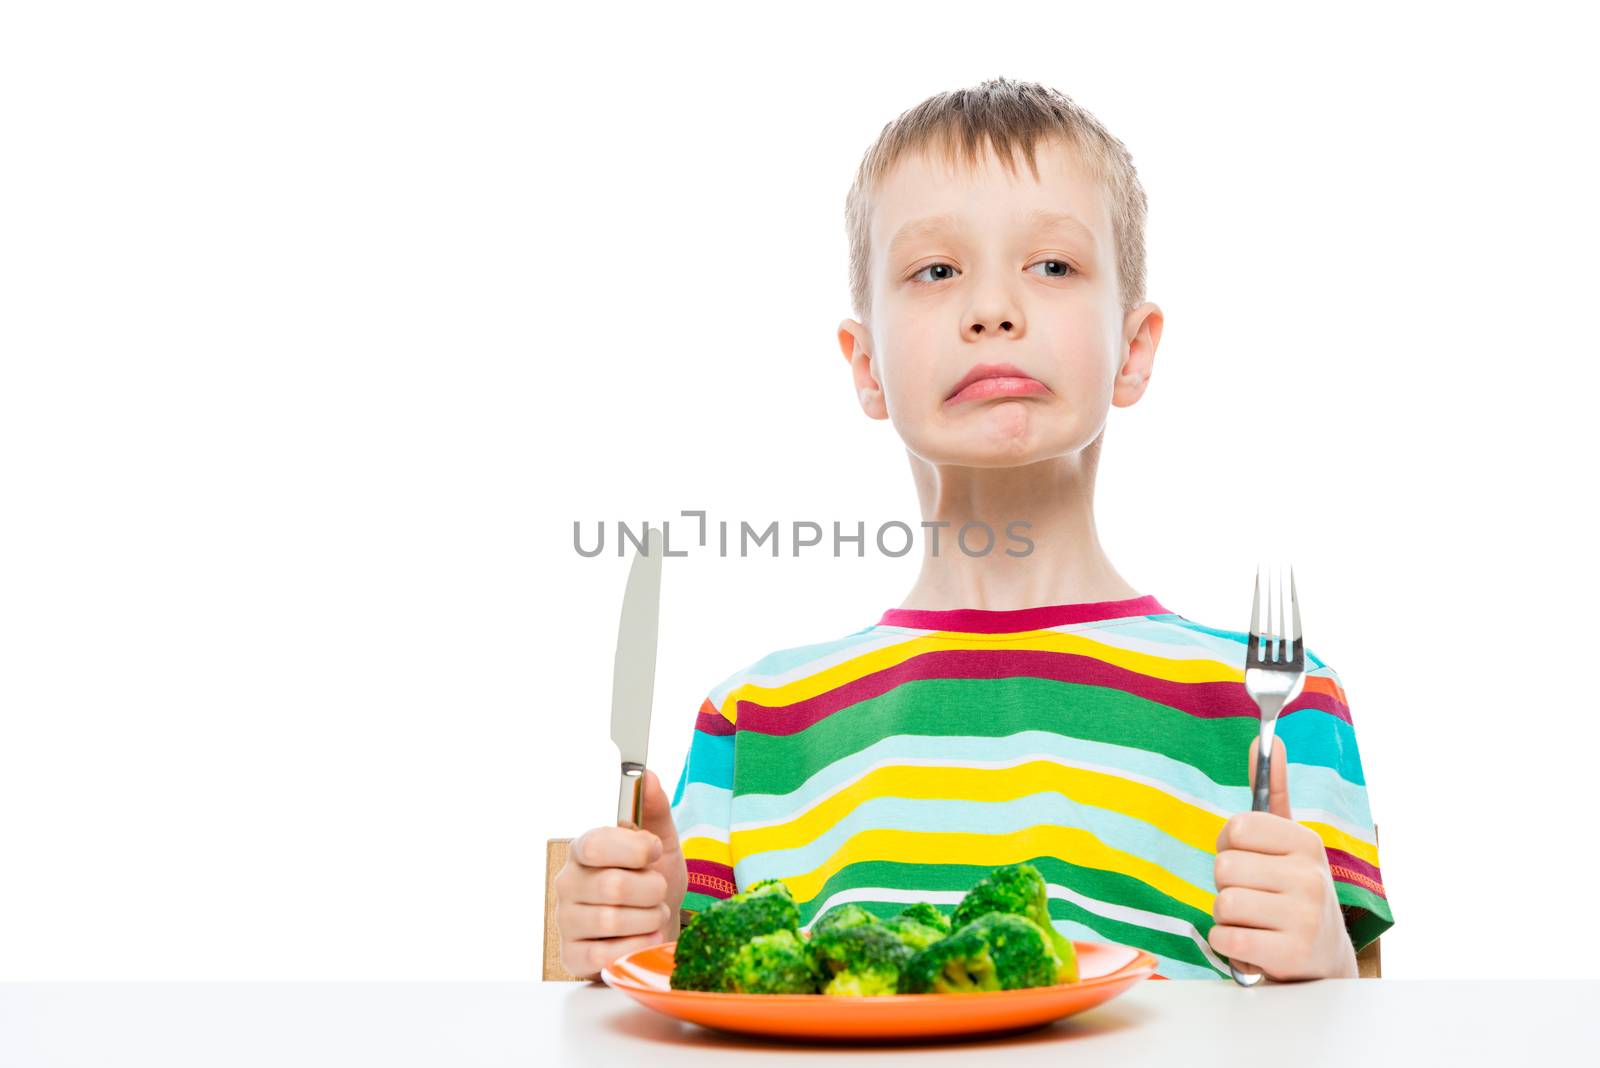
[543, 839, 581, 982]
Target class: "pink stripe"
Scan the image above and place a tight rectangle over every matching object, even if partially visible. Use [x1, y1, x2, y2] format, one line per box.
[685, 859, 736, 900]
[878, 595, 1169, 633]
[694, 709, 735, 736]
[731, 647, 1349, 736]
[686, 859, 735, 882]
[1325, 846, 1387, 899]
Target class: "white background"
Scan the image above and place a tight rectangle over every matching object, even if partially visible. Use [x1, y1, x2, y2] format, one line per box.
[3, 0, 1596, 980]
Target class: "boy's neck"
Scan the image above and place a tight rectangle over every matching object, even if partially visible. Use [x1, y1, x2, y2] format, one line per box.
[897, 450, 1139, 613]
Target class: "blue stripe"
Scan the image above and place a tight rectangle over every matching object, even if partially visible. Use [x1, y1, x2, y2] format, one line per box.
[670, 750, 688, 808]
[672, 781, 733, 831]
[678, 729, 734, 792]
[1277, 709, 1365, 786]
[1093, 617, 1247, 654]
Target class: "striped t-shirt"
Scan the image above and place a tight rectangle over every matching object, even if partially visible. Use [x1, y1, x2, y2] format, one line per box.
[667, 594, 1392, 980]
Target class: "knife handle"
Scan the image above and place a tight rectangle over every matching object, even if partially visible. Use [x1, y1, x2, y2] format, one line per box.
[617, 761, 645, 828]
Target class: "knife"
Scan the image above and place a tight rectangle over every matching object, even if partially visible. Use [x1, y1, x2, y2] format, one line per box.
[610, 524, 663, 829]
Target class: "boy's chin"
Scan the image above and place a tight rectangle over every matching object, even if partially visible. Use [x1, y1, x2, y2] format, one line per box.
[904, 431, 1084, 469]
[903, 409, 1091, 467]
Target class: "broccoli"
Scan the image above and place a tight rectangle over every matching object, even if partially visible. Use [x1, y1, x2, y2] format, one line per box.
[809, 921, 914, 996]
[881, 916, 946, 952]
[669, 879, 802, 991]
[898, 912, 1060, 993]
[668, 867, 1082, 995]
[894, 901, 952, 936]
[724, 929, 820, 994]
[949, 863, 1078, 983]
[811, 901, 948, 954]
[809, 902, 879, 934]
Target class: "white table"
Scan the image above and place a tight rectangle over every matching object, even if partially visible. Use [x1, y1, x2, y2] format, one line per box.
[2, 979, 1594, 1066]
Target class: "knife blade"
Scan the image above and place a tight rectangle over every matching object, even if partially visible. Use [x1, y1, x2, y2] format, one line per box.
[610, 524, 663, 828]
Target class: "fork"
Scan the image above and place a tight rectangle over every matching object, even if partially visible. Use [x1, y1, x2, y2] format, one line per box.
[1227, 563, 1308, 987]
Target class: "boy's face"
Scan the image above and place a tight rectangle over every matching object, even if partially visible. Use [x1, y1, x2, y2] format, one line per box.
[838, 136, 1161, 467]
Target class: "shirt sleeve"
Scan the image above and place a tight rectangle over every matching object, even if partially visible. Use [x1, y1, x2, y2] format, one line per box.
[1279, 657, 1394, 954]
[669, 692, 737, 913]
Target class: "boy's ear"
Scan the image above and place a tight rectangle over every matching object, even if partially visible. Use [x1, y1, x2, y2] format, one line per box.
[838, 318, 888, 420]
[1112, 301, 1163, 409]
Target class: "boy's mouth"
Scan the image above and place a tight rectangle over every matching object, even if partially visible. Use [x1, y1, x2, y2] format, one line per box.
[945, 362, 1051, 406]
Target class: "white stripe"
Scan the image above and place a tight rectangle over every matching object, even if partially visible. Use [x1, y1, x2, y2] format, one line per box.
[796, 883, 1228, 974]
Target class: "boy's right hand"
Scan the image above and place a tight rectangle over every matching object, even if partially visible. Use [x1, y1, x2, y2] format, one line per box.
[553, 768, 688, 981]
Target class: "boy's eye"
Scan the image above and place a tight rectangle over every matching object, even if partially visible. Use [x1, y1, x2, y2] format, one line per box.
[910, 263, 958, 284]
[1028, 259, 1076, 278]
[909, 260, 1076, 284]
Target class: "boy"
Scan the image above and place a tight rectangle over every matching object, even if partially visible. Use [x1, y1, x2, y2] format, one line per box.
[553, 77, 1391, 982]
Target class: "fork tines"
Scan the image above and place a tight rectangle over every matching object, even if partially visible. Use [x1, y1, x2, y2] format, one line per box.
[1249, 563, 1305, 668]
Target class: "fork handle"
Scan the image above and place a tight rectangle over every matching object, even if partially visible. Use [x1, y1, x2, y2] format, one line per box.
[1250, 725, 1277, 814]
[1228, 723, 1279, 986]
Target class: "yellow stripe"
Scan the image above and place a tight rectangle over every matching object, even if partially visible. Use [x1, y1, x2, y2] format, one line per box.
[730, 761, 1221, 857]
[1301, 820, 1380, 868]
[681, 835, 732, 865]
[776, 825, 1216, 914]
[713, 630, 1241, 725]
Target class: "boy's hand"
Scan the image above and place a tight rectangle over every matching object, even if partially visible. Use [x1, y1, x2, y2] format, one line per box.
[1207, 735, 1359, 981]
[553, 768, 688, 981]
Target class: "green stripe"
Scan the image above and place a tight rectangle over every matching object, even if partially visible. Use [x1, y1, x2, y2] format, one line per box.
[791, 857, 1217, 974]
[1333, 880, 1390, 915]
[1347, 909, 1394, 955]
[1029, 855, 1217, 972]
[734, 676, 1257, 794]
[681, 888, 727, 915]
[1047, 896, 1218, 973]
[1334, 882, 1395, 953]
[797, 855, 1211, 939]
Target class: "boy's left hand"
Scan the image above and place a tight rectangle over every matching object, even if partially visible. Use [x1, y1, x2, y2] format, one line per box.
[1207, 735, 1359, 981]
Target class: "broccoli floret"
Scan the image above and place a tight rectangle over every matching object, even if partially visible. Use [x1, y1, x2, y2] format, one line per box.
[898, 912, 1060, 993]
[881, 916, 946, 952]
[809, 903, 879, 935]
[669, 879, 802, 992]
[724, 929, 820, 994]
[820, 970, 900, 996]
[894, 901, 952, 936]
[809, 921, 914, 996]
[949, 863, 1078, 983]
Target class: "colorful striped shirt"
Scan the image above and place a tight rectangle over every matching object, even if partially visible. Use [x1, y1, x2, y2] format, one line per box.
[668, 594, 1392, 980]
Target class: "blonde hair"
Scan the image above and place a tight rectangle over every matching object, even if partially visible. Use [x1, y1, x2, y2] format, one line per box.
[845, 77, 1148, 327]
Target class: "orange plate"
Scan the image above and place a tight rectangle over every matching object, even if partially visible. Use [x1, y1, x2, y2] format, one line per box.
[600, 940, 1158, 1041]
